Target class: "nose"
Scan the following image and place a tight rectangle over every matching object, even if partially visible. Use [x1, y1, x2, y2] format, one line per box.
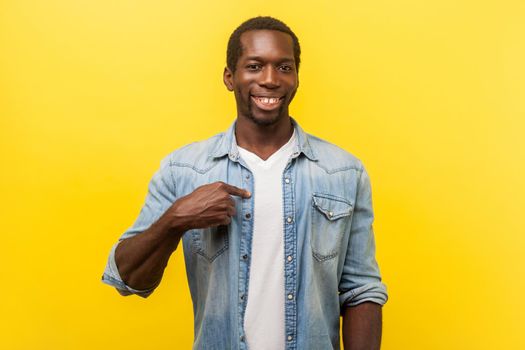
[259, 66, 280, 89]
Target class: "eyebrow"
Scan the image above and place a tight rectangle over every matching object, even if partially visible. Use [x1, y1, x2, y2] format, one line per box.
[244, 56, 295, 63]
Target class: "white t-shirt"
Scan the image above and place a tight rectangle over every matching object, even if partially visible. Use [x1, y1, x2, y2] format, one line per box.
[238, 130, 296, 350]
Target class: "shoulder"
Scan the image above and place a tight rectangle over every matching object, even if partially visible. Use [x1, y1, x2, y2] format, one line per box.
[306, 133, 364, 174]
[159, 132, 224, 173]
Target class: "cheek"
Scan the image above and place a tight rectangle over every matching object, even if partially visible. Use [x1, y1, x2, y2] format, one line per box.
[233, 87, 251, 109]
[289, 77, 299, 88]
[234, 86, 245, 98]
[238, 87, 252, 102]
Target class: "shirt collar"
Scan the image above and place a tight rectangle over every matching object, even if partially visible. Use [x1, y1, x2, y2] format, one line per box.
[210, 117, 318, 162]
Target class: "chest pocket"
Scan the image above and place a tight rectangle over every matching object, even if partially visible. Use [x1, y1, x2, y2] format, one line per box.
[191, 225, 229, 263]
[311, 193, 353, 262]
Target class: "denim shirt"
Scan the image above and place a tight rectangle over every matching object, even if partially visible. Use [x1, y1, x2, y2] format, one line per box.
[101, 118, 388, 350]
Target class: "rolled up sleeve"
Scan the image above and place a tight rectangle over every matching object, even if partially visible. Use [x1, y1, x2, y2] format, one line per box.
[101, 241, 158, 298]
[339, 166, 388, 309]
[101, 156, 176, 298]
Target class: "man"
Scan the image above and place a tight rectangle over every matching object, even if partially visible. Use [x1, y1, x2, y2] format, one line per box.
[102, 16, 387, 350]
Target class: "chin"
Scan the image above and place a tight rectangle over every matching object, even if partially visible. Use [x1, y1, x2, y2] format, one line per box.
[248, 113, 281, 126]
[247, 106, 286, 127]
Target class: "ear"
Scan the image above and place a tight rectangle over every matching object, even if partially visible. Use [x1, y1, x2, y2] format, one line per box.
[223, 67, 234, 91]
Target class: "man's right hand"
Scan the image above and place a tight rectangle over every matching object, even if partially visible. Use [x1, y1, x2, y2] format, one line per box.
[166, 181, 251, 233]
[113, 183, 250, 292]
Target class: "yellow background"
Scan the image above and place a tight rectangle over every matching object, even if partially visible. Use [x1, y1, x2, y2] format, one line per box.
[1, 0, 524, 349]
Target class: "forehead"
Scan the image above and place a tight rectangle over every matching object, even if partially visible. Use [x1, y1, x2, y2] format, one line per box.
[239, 30, 294, 61]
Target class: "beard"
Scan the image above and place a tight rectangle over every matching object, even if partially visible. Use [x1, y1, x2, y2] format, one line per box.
[245, 96, 287, 126]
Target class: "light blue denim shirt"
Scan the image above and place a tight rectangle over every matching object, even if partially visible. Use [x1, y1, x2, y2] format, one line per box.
[102, 118, 388, 350]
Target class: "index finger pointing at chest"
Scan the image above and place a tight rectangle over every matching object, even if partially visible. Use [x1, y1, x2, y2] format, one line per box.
[222, 183, 251, 198]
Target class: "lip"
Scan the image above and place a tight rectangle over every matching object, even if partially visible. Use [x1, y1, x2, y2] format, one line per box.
[250, 95, 284, 111]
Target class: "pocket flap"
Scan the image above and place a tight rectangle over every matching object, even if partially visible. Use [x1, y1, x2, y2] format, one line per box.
[312, 193, 353, 220]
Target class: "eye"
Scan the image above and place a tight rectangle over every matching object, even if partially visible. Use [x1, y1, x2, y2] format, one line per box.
[246, 64, 262, 71]
[279, 65, 293, 72]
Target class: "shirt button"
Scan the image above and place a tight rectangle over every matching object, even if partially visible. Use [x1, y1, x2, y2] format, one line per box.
[328, 211, 334, 218]
[287, 293, 294, 300]
[240, 294, 245, 300]
[286, 217, 293, 223]
[242, 254, 248, 260]
[284, 178, 290, 184]
[287, 255, 293, 262]
[287, 335, 293, 341]
[245, 174, 250, 179]
[240, 335, 245, 342]
[245, 213, 251, 219]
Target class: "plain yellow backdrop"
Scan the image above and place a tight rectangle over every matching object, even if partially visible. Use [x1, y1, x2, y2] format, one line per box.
[1, 0, 524, 349]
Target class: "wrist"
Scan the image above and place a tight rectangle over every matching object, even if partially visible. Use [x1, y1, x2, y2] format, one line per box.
[164, 209, 192, 238]
[143, 211, 187, 245]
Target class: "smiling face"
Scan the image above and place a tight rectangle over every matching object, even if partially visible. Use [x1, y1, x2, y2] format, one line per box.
[223, 30, 299, 126]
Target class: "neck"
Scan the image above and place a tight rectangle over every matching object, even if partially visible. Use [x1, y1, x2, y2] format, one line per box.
[235, 115, 294, 161]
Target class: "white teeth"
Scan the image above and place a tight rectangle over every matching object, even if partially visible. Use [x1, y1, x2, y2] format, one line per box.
[256, 97, 280, 104]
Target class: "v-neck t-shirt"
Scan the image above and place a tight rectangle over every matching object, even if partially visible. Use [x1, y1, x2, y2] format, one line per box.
[238, 130, 297, 350]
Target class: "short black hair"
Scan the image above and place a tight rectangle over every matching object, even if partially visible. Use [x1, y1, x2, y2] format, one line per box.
[226, 16, 301, 73]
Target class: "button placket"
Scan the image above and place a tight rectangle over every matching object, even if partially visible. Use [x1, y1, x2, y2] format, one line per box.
[282, 166, 297, 349]
[238, 164, 254, 347]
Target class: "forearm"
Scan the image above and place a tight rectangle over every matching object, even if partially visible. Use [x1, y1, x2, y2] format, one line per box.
[342, 302, 382, 350]
[111, 181, 248, 292]
[114, 212, 186, 290]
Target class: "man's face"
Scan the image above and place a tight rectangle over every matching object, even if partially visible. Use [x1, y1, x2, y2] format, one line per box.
[224, 30, 299, 126]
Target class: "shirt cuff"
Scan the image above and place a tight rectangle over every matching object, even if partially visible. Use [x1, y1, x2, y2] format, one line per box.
[101, 241, 157, 298]
[339, 281, 388, 308]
